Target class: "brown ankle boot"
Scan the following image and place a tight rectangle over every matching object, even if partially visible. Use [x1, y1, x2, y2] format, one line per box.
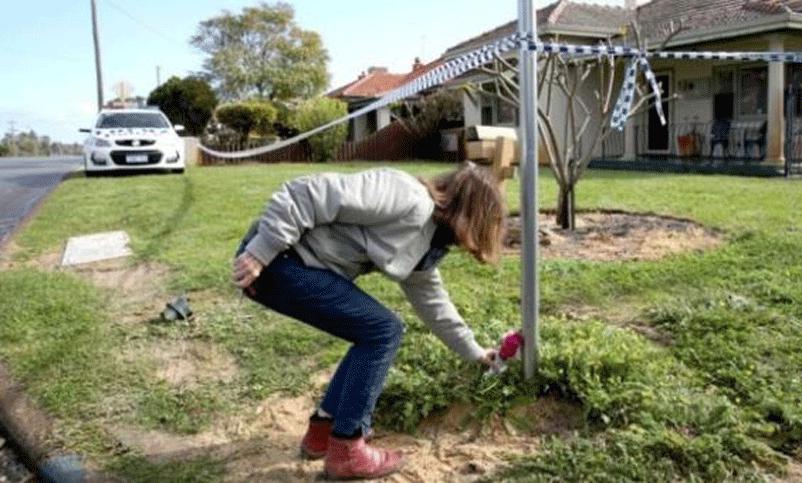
[324, 435, 404, 480]
[300, 418, 331, 459]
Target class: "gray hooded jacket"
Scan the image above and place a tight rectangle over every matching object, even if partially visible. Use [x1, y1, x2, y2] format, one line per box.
[244, 168, 484, 361]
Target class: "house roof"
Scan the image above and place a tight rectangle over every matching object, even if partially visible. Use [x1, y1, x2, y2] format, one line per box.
[443, 1, 632, 58]
[329, 59, 442, 101]
[638, 0, 802, 45]
[442, 0, 802, 58]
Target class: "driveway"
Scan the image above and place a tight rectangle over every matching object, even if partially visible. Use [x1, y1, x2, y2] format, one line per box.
[0, 156, 82, 248]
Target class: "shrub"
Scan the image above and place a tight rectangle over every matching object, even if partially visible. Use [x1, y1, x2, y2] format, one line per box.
[396, 89, 463, 139]
[215, 101, 278, 143]
[147, 76, 218, 136]
[289, 97, 348, 162]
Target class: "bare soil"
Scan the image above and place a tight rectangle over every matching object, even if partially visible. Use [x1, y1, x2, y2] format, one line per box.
[505, 211, 722, 261]
[110, 369, 582, 482]
[119, 339, 239, 389]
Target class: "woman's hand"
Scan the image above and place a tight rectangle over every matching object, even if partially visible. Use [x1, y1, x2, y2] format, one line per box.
[232, 252, 264, 289]
[477, 348, 501, 370]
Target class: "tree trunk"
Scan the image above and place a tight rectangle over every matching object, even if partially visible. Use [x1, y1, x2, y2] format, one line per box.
[556, 184, 576, 230]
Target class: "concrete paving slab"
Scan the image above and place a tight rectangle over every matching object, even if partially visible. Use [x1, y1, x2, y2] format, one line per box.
[61, 231, 132, 266]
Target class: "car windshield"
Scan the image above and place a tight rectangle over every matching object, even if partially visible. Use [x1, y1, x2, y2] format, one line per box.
[96, 112, 170, 129]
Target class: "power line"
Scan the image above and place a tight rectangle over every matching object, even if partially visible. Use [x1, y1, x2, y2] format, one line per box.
[101, 0, 185, 47]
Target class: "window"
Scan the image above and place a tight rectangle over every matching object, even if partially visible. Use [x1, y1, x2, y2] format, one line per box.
[366, 111, 377, 133]
[96, 112, 170, 129]
[496, 101, 517, 125]
[481, 105, 494, 125]
[739, 67, 768, 117]
[478, 82, 517, 126]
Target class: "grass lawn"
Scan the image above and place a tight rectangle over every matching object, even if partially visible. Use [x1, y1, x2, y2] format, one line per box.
[1, 162, 801, 480]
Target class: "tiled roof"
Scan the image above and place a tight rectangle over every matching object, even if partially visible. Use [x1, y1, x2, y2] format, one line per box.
[443, 0, 802, 58]
[444, 1, 631, 57]
[328, 60, 441, 100]
[637, 0, 802, 43]
[328, 70, 407, 99]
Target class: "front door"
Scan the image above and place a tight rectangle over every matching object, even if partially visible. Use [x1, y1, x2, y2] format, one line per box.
[648, 74, 671, 152]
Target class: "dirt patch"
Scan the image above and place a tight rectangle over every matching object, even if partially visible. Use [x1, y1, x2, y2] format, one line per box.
[505, 211, 722, 261]
[118, 339, 239, 389]
[506, 396, 585, 436]
[64, 258, 171, 308]
[782, 460, 802, 483]
[110, 368, 559, 482]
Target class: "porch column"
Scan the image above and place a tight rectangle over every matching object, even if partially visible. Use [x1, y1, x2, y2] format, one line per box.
[766, 35, 785, 165]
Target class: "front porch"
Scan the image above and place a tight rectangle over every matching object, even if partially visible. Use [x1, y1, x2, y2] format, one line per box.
[592, 118, 802, 176]
[592, 33, 802, 177]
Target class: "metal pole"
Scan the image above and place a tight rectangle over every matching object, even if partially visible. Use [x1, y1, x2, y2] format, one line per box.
[518, 0, 540, 380]
[91, 0, 104, 112]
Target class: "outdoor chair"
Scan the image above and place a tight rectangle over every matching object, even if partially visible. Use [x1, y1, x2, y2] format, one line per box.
[710, 119, 731, 157]
[741, 120, 767, 160]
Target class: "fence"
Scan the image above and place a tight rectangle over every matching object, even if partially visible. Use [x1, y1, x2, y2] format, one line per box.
[199, 121, 425, 165]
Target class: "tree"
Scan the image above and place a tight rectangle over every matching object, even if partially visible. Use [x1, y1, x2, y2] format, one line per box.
[191, 2, 329, 102]
[289, 98, 348, 162]
[395, 90, 464, 139]
[216, 101, 278, 143]
[472, 24, 682, 229]
[148, 76, 218, 136]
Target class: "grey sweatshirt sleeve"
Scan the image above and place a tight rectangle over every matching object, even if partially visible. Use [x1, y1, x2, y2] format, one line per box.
[245, 169, 420, 266]
[400, 268, 486, 362]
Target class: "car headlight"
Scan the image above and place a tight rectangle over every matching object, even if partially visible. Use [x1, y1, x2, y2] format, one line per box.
[93, 137, 112, 148]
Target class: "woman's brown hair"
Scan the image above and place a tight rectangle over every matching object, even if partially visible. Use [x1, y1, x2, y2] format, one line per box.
[421, 162, 507, 264]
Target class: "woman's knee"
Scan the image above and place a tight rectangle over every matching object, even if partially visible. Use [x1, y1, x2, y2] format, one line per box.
[382, 314, 405, 349]
[361, 312, 404, 349]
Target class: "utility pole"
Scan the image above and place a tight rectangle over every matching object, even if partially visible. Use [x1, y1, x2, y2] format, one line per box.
[91, 0, 104, 111]
[156, 65, 162, 87]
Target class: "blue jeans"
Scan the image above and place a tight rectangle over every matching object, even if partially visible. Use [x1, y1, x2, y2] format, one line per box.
[238, 245, 403, 436]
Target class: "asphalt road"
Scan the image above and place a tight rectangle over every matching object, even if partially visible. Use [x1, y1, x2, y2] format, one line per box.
[0, 156, 82, 248]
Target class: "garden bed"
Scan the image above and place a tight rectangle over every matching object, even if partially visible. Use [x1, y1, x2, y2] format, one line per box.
[505, 211, 722, 261]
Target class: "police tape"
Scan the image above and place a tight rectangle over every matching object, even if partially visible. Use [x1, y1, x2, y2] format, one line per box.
[200, 35, 801, 159]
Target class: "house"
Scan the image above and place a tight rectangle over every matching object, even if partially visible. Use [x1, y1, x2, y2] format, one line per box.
[328, 59, 439, 142]
[440, 0, 802, 173]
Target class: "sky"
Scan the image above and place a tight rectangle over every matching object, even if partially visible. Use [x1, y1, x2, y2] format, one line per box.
[0, 0, 624, 144]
